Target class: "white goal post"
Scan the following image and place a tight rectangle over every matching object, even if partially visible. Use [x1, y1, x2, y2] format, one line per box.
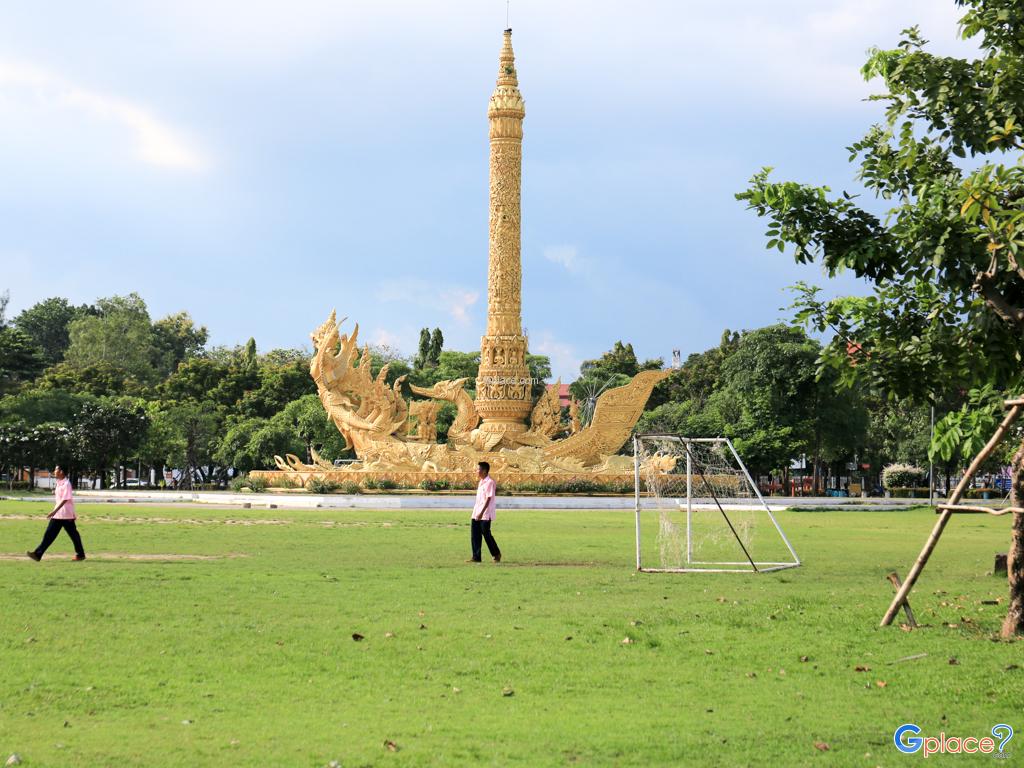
[633, 434, 801, 573]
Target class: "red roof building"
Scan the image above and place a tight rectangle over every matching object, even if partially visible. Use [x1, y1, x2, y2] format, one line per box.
[548, 383, 571, 408]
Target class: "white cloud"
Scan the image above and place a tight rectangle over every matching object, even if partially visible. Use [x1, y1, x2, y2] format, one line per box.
[371, 328, 404, 349]
[531, 330, 582, 382]
[543, 244, 585, 273]
[374, 278, 479, 325]
[0, 58, 205, 171]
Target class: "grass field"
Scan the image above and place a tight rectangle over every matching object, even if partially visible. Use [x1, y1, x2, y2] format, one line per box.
[0, 500, 1020, 767]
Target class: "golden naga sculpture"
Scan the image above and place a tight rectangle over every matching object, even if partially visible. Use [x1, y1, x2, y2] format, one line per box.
[259, 31, 668, 480]
[282, 311, 669, 476]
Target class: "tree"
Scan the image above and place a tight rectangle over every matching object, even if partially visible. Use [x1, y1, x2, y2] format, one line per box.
[161, 357, 256, 409]
[65, 293, 155, 382]
[570, 341, 663, 411]
[0, 421, 28, 488]
[271, 395, 347, 464]
[415, 328, 432, 370]
[716, 326, 823, 481]
[151, 312, 208, 377]
[36, 361, 133, 397]
[525, 353, 552, 399]
[14, 297, 92, 365]
[214, 416, 270, 474]
[413, 327, 444, 370]
[0, 326, 45, 393]
[428, 328, 443, 366]
[72, 398, 149, 488]
[737, 0, 1024, 635]
[0, 388, 92, 427]
[411, 350, 477, 388]
[648, 331, 740, 410]
[237, 357, 315, 418]
[162, 401, 223, 488]
[0, 421, 71, 489]
[639, 326, 867, 489]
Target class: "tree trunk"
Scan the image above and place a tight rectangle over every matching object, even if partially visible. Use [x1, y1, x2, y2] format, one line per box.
[1001, 441, 1024, 638]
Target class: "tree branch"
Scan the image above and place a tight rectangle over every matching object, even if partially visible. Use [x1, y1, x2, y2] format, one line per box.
[1005, 249, 1024, 283]
[974, 263, 1024, 328]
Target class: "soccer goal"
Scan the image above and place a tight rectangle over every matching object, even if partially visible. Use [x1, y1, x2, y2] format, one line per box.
[633, 434, 800, 573]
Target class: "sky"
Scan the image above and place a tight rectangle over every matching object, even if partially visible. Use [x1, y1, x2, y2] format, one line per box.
[0, 1, 979, 381]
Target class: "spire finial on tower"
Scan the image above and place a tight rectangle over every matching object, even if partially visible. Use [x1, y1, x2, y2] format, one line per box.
[497, 28, 518, 87]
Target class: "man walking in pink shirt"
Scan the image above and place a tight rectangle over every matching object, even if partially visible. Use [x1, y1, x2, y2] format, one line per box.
[27, 466, 86, 562]
[469, 461, 501, 563]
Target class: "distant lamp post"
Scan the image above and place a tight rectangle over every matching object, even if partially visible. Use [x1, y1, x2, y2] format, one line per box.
[929, 404, 935, 506]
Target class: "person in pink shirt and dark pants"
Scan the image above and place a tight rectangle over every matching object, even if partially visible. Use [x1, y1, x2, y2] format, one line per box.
[27, 466, 86, 562]
[469, 461, 501, 563]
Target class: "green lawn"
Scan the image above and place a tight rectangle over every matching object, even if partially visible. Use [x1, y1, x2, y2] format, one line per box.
[0, 501, 1019, 767]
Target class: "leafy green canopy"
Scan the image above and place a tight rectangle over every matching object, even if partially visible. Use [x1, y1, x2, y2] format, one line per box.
[639, 325, 868, 475]
[738, 0, 1024, 459]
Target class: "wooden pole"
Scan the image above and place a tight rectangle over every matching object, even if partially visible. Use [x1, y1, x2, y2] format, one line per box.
[886, 572, 918, 627]
[936, 504, 1023, 516]
[880, 404, 1023, 626]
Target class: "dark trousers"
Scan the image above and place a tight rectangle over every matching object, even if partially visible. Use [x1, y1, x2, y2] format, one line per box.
[470, 518, 500, 561]
[34, 519, 85, 558]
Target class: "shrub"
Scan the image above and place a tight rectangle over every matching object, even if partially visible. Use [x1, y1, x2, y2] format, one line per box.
[229, 474, 268, 493]
[268, 475, 300, 489]
[501, 478, 633, 494]
[964, 487, 1000, 500]
[338, 481, 361, 494]
[419, 478, 452, 491]
[364, 478, 399, 490]
[882, 463, 927, 491]
[888, 487, 931, 499]
[307, 477, 341, 494]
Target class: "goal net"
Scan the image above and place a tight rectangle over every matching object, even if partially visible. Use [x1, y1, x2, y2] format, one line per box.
[633, 434, 800, 573]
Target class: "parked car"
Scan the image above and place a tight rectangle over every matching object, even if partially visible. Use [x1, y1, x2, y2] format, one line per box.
[124, 479, 149, 488]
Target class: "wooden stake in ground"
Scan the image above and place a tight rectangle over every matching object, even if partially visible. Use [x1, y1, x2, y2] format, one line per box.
[886, 572, 917, 628]
[880, 403, 1022, 628]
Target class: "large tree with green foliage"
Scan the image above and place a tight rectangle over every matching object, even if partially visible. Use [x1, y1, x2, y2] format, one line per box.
[738, 0, 1024, 635]
[150, 312, 208, 377]
[65, 293, 155, 383]
[72, 398, 149, 488]
[14, 297, 92, 365]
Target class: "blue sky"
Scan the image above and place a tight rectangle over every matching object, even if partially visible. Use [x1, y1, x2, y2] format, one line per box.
[0, 1, 976, 380]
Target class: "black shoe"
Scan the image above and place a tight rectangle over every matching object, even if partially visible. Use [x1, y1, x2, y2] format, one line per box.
[493, 554, 502, 563]
[27, 551, 41, 562]
[74, 554, 86, 561]
[465, 558, 482, 563]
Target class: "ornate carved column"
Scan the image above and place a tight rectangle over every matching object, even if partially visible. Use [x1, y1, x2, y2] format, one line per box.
[475, 29, 533, 441]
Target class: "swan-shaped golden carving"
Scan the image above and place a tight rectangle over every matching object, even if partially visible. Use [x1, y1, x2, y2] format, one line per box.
[299, 312, 666, 474]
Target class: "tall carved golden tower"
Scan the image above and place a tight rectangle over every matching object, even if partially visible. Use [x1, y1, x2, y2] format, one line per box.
[475, 28, 532, 441]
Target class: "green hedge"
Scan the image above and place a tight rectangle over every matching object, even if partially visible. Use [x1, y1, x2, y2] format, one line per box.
[887, 487, 931, 498]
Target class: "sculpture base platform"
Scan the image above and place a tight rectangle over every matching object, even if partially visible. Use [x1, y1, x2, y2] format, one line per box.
[249, 469, 635, 491]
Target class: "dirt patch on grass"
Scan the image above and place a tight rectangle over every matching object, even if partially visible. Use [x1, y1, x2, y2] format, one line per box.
[0, 514, 289, 526]
[0, 552, 247, 561]
[497, 561, 601, 567]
